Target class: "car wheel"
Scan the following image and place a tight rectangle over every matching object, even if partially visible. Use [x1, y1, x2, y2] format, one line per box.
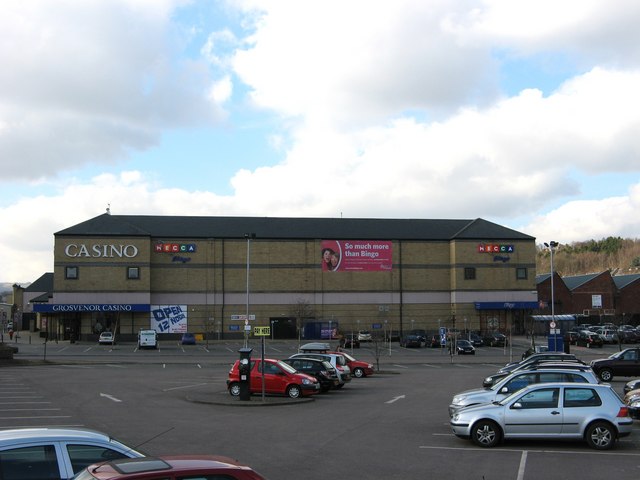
[471, 420, 501, 448]
[585, 421, 616, 450]
[353, 368, 365, 378]
[286, 385, 302, 399]
[228, 382, 240, 397]
[598, 369, 613, 382]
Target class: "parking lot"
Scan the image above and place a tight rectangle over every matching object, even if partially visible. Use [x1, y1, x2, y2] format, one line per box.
[1, 336, 640, 479]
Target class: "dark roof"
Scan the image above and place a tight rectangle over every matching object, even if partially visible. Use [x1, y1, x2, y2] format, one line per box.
[562, 272, 608, 291]
[25, 273, 53, 293]
[55, 214, 534, 241]
[613, 274, 640, 289]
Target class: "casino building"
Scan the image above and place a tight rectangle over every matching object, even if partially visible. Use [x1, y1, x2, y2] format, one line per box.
[30, 213, 539, 342]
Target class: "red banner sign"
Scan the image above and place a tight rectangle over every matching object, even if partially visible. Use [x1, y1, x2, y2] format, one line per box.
[321, 240, 393, 272]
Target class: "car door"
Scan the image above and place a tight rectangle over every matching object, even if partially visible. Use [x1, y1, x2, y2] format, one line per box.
[255, 360, 288, 394]
[0, 443, 68, 480]
[560, 386, 604, 436]
[503, 387, 562, 437]
[618, 349, 640, 377]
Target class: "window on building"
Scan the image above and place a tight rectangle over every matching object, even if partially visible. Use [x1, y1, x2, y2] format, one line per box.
[65, 266, 78, 280]
[516, 267, 528, 280]
[127, 266, 140, 280]
[464, 267, 476, 280]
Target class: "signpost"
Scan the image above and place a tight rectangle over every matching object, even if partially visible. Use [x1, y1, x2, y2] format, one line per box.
[253, 326, 270, 401]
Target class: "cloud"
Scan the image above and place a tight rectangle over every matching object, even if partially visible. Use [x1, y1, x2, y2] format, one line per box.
[522, 182, 640, 244]
[0, 0, 224, 181]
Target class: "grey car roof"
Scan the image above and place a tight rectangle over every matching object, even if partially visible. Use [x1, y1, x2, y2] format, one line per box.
[0, 427, 117, 446]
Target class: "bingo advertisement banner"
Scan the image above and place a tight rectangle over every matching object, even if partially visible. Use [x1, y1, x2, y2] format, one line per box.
[150, 305, 188, 333]
[321, 240, 392, 272]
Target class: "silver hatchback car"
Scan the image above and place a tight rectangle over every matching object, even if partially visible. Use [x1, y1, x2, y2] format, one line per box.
[450, 383, 633, 450]
[0, 427, 144, 479]
[449, 367, 598, 417]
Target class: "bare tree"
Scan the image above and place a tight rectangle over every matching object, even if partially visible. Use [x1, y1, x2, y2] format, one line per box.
[289, 298, 315, 347]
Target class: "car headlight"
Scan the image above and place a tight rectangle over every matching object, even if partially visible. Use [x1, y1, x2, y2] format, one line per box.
[302, 378, 314, 385]
[368, 364, 373, 368]
[484, 376, 492, 382]
[452, 395, 466, 404]
[452, 413, 460, 422]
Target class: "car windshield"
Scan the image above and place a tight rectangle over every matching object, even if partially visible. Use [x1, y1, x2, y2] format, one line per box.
[339, 352, 356, 362]
[277, 360, 298, 374]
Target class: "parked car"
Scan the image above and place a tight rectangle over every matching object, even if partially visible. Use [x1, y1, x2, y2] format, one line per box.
[483, 332, 507, 347]
[618, 329, 639, 344]
[332, 350, 374, 378]
[576, 331, 604, 348]
[357, 330, 372, 342]
[137, 329, 157, 349]
[227, 358, 320, 398]
[98, 332, 115, 345]
[400, 334, 423, 348]
[450, 383, 633, 450]
[624, 388, 640, 420]
[453, 339, 475, 355]
[409, 329, 427, 343]
[521, 345, 549, 360]
[590, 348, 640, 382]
[288, 352, 352, 387]
[483, 353, 585, 387]
[595, 329, 619, 344]
[282, 357, 340, 392]
[449, 367, 599, 417]
[468, 333, 484, 347]
[564, 331, 579, 345]
[623, 378, 640, 395]
[73, 455, 267, 480]
[180, 332, 196, 345]
[0, 427, 145, 480]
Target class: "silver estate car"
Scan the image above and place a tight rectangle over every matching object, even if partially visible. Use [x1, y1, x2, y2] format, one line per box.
[450, 383, 633, 450]
[0, 427, 145, 479]
[449, 367, 598, 417]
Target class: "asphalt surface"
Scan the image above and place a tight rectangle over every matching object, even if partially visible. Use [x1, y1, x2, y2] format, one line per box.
[1, 333, 639, 480]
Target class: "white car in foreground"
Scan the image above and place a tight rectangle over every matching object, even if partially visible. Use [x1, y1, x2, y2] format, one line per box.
[0, 428, 145, 479]
[450, 383, 633, 450]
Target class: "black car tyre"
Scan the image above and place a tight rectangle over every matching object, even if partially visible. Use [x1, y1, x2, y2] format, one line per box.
[585, 421, 616, 450]
[286, 384, 302, 399]
[471, 420, 501, 448]
[353, 367, 365, 378]
[598, 369, 613, 382]
[228, 382, 240, 397]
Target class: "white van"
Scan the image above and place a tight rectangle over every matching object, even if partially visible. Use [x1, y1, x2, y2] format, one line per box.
[138, 329, 158, 349]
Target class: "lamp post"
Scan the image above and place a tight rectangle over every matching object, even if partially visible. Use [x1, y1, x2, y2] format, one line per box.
[244, 233, 256, 348]
[544, 241, 558, 351]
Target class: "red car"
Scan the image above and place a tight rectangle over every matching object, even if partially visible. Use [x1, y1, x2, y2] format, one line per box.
[332, 351, 374, 378]
[74, 455, 267, 480]
[227, 358, 320, 398]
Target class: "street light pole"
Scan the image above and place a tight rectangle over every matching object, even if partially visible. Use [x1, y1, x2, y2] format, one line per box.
[544, 241, 558, 351]
[245, 233, 255, 348]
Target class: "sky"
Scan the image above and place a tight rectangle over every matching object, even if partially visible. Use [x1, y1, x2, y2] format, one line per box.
[2, 0, 640, 284]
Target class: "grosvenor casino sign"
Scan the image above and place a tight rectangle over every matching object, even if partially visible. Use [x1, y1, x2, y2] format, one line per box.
[64, 243, 139, 258]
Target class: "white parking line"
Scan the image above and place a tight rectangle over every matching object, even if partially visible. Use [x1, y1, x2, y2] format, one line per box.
[393, 364, 409, 369]
[162, 382, 210, 392]
[517, 451, 527, 480]
[423, 364, 442, 368]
